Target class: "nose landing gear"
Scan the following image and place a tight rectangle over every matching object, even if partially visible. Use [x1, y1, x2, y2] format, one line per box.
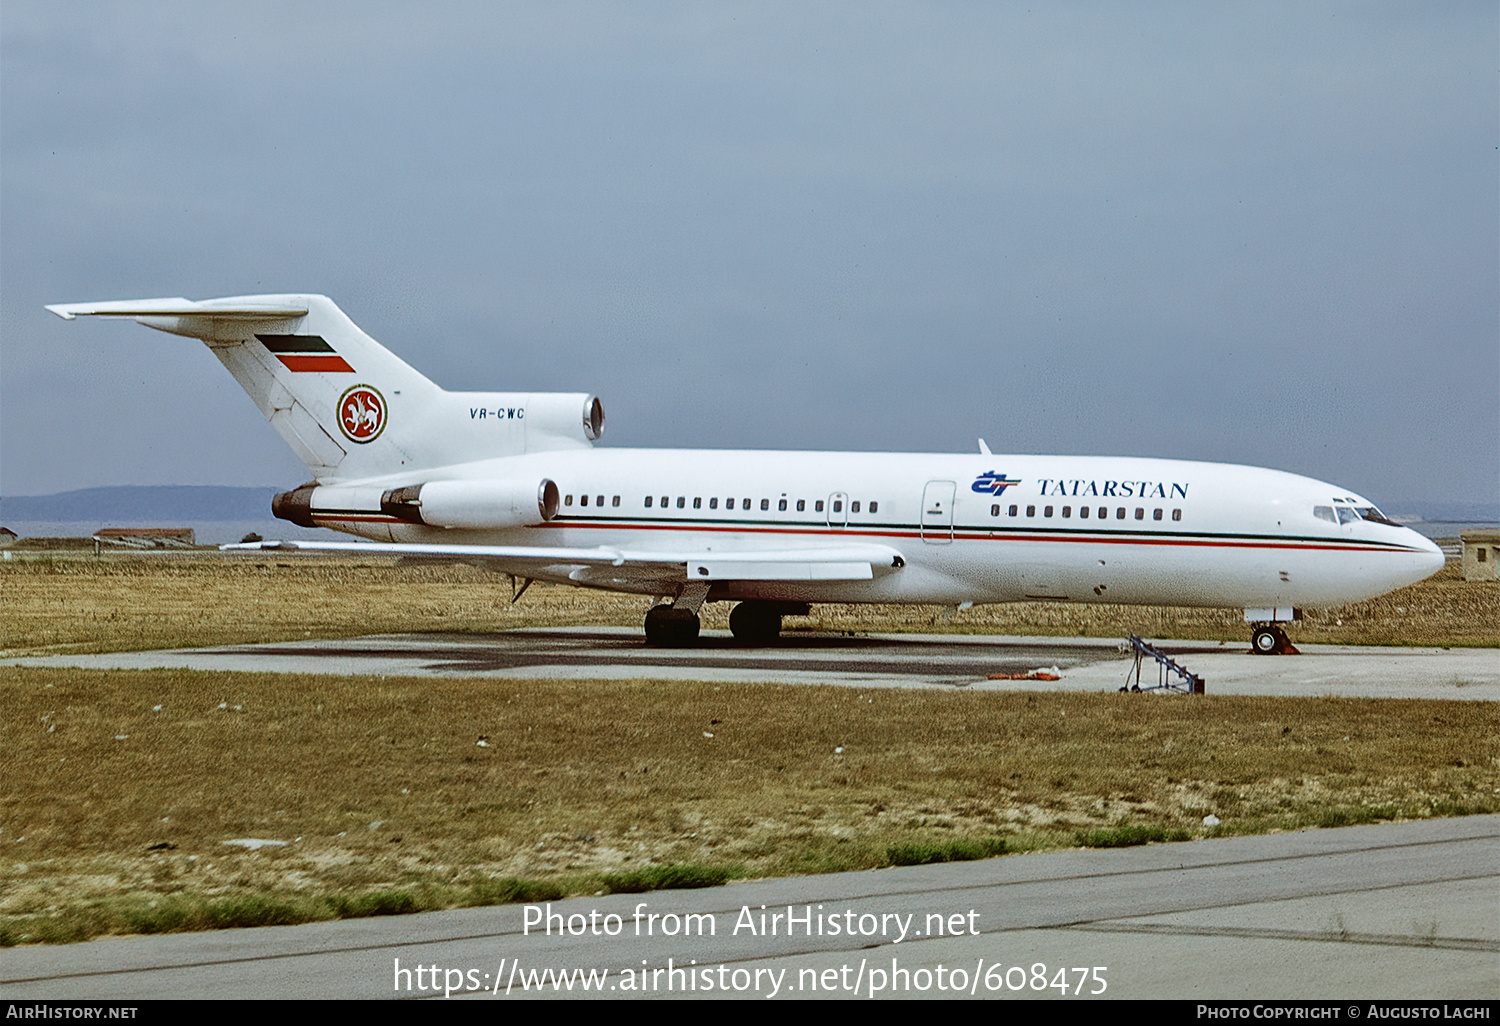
[1250, 624, 1299, 655]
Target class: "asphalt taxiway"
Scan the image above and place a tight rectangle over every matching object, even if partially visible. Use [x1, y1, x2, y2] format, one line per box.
[2, 815, 1495, 1000]
[6, 628, 1498, 699]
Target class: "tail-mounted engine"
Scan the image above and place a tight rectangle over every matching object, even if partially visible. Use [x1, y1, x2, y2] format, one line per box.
[380, 479, 560, 528]
[273, 478, 560, 530]
[450, 392, 604, 451]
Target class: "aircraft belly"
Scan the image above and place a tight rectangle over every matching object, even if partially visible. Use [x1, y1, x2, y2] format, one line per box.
[929, 538, 1430, 610]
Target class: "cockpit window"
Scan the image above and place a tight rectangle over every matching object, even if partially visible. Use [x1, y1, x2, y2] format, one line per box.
[1313, 506, 1336, 523]
[1330, 500, 1399, 527]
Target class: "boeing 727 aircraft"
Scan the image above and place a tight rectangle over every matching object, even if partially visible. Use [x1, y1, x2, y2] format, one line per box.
[48, 294, 1445, 650]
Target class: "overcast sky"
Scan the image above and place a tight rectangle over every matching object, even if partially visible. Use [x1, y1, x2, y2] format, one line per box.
[3, 2, 1495, 507]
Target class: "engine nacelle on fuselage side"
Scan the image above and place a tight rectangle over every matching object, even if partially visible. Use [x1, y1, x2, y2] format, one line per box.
[273, 478, 560, 530]
[381, 478, 560, 529]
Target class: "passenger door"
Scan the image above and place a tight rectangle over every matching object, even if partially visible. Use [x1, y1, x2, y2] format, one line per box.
[921, 480, 955, 543]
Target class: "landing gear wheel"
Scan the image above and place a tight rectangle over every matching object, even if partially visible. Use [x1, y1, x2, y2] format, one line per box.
[1251, 627, 1278, 655]
[1251, 625, 1289, 655]
[729, 601, 783, 644]
[644, 605, 700, 647]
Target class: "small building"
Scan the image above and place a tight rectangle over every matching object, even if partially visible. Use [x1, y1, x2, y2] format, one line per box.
[1460, 529, 1500, 582]
[93, 527, 196, 549]
[0, 527, 16, 547]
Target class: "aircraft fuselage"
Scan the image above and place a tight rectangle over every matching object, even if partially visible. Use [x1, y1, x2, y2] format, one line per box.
[307, 448, 1443, 610]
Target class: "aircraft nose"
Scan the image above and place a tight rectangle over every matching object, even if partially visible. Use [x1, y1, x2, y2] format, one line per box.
[1406, 530, 1446, 580]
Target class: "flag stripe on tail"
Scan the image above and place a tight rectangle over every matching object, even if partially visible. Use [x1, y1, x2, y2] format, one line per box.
[275, 354, 356, 372]
[257, 334, 356, 373]
[257, 333, 336, 352]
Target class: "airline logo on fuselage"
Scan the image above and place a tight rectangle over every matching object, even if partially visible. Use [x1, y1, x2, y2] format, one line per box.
[972, 471, 1023, 495]
[1036, 478, 1188, 499]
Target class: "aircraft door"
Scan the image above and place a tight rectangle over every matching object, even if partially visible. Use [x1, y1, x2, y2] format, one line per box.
[826, 492, 848, 528]
[921, 480, 956, 543]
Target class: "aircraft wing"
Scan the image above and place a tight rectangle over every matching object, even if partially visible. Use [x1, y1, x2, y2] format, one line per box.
[222, 539, 905, 589]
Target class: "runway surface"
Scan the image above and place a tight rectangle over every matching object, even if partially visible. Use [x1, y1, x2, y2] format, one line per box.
[3, 815, 1495, 1000]
[7, 627, 1498, 699]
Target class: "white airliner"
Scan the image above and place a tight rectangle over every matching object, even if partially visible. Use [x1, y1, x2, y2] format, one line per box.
[48, 294, 1445, 651]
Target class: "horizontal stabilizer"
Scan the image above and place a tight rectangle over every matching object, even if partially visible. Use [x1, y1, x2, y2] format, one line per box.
[47, 298, 310, 320]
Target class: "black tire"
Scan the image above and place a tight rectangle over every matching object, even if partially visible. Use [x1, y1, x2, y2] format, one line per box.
[729, 601, 782, 644]
[644, 605, 700, 647]
[1251, 626, 1280, 655]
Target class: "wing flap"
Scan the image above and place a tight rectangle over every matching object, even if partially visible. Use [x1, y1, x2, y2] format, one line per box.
[686, 559, 872, 581]
[224, 539, 628, 568]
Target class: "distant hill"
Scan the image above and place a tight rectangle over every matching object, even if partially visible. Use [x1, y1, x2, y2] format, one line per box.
[1, 486, 279, 522]
[1391, 499, 1500, 524]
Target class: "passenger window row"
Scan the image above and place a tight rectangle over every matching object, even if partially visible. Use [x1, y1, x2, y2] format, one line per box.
[559, 494, 881, 515]
[990, 503, 1182, 522]
[560, 494, 1179, 524]
[639, 496, 879, 514]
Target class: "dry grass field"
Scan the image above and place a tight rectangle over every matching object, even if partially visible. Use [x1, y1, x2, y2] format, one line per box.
[2, 550, 1495, 657]
[1, 552, 1496, 944]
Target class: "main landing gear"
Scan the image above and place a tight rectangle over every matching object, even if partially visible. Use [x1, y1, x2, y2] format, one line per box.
[728, 601, 779, 643]
[644, 604, 701, 647]
[728, 600, 810, 643]
[643, 597, 811, 647]
[644, 582, 708, 648]
[1250, 624, 1299, 655]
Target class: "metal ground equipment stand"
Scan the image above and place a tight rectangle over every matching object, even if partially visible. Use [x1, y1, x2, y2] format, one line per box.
[1121, 635, 1205, 694]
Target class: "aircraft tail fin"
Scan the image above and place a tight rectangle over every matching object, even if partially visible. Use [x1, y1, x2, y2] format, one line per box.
[48, 294, 602, 482]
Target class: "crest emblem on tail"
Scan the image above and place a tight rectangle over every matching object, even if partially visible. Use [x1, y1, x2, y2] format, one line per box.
[338, 385, 386, 443]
